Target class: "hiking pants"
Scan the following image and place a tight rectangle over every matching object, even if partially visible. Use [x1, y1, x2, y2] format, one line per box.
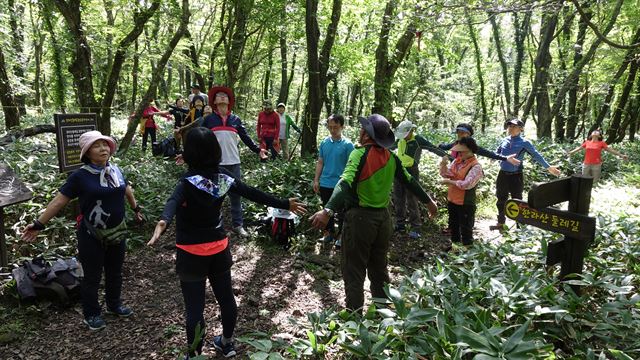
[495, 170, 523, 224]
[582, 163, 602, 183]
[341, 207, 392, 313]
[319, 186, 344, 237]
[262, 136, 279, 160]
[142, 127, 156, 152]
[220, 164, 243, 227]
[77, 226, 126, 318]
[393, 166, 421, 229]
[447, 201, 476, 245]
[180, 263, 237, 356]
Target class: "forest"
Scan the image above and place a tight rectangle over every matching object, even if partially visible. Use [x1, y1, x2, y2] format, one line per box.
[1, 0, 640, 359]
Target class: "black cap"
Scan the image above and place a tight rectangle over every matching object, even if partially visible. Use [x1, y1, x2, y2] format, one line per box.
[358, 114, 395, 148]
[505, 118, 524, 128]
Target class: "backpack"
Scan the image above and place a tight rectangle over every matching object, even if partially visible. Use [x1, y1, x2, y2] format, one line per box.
[267, 208, 297, 249]
[12, 257, 83, 304]
[152, 136, 177, 158]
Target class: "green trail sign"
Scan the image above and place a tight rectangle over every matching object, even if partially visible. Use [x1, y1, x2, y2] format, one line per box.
[504, 199, 596, 242]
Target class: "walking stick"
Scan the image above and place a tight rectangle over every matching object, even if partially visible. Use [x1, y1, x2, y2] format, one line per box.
[288, 131, 303, 161]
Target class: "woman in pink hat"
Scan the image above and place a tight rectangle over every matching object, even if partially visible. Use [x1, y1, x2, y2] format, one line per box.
[22, 130, 143, 331]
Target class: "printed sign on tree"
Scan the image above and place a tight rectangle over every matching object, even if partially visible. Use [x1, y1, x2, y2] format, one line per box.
[54, 113, 97, 173]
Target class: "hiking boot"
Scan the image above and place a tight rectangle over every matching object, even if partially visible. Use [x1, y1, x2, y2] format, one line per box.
[334, 238, 341, 249]
[408, 230, 421, 239]
[232, 226, 248, 237]
[83, 315, 106, 331]
[212, 335, 237, 358]
[106, 305, 133, 317]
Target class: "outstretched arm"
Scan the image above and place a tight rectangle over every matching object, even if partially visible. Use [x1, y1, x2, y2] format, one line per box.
[567, 146, 583, 156]
[21, 193, 71, 242]
[605, 146, 629, 160]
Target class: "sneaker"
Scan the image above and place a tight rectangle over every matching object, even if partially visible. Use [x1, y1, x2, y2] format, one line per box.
[317, 234, 333, 243]
[106, 305, 133, 317]
[232, 226, 248, 237]
[408, 230, 421, 239]
[212, 335, 237, 358]
[334, 238, 341, 249]
[83, 315, 106, 331]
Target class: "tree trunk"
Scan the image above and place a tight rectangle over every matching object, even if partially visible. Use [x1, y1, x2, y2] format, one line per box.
[186, 31, 206, 90]
[302, 0, 322, 156]
[533, 12, 559, 138]
[100, 1, 160, 135]
[466, 10, 488, 132]
[29, 2, 45, 108]
[373, 0, 416, 123]
[0, 48, 21, 129]
[554, 11, 572, 142]
[99, 0, 116, 97]
[278, 27, 289, 103]
[119, 0, 190, 154]
[226, 0, 255, 87]
[348, 81, 361, 121]
[606, 59, 639, 143]
[302, 0, 342, 155]
[566, 1, 591, 140]
[131, 39, 139, 112]
[52, 0, 100, 115]
[590, 34, 640, 134]
[285, 52, 296, 105]
[41, 3, 66, 112]
[8, 0, 26, 115]
[263, 49, 273, 100]
[625, 69, 640, 142]
[550, 0, 624, 126]
[490, 13, 511, 117]
[512, 11, 531, 116]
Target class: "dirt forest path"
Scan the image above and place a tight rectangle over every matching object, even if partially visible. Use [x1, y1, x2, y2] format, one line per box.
[0, 220, 472, 359]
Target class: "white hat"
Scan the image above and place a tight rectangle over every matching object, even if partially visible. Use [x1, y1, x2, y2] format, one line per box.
[394, 120, 417, 140]
[79, 131, 117, 160]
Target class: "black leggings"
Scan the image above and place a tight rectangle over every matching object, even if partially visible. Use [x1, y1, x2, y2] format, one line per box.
[180, 270, 237, 355]
[495, 171, 523, 224]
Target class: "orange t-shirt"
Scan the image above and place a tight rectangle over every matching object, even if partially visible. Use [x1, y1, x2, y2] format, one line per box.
[582, 140, 608, 165]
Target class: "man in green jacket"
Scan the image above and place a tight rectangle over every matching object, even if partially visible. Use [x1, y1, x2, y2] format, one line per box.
[310, 114, 438, 313]
[276, 103, 301, 158]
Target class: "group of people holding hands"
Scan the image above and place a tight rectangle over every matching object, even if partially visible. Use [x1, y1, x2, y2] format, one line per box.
[20, 82, 628, 358]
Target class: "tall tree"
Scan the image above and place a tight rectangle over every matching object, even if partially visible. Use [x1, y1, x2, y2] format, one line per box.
[7, 0, 27, 115]
[531, 10, 559, 138]
[372, 0, 416, 122]
[606, 58, 639, 143]
[466, 9, 489, 132]
[41, 2, 66, 112]
[489, 12, 511, 117]
[549, 0, 624, 131]
[119, 0, 190, 153]
[0, 48, 21, 129]
[226, 0, 255, 87]
[301, 0, 342, 155]
[512, 11, 531, 117]
[51, 0, 159, 134]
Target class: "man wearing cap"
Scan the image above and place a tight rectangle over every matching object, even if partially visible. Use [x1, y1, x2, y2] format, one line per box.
[491, 119, 560, 231]
[276, 103, 301, 158]
[257, 100, 281, 160]
[310, 114, 438, 313]
[439, 137, 483, 248]
[439, 123, 521, 165]
[393, 120, 449, 238]
[188, 84, 208, 106]
[200, 86, 266, 237]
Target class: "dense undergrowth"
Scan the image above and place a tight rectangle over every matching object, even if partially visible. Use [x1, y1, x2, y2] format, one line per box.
[1, 114, 640, 358]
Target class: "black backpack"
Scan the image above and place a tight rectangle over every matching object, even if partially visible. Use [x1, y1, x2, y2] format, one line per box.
[152, 136, 177, 158]
[12, 257, 83, 304]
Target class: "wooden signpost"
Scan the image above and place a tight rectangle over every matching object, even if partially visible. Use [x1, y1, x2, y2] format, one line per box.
[0, 164, 33, 268]
[505, 175, 595, 293]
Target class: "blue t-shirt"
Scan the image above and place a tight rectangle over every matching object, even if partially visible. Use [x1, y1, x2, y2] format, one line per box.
[318, 136, 354, 188]
[59, 163, 128, 229]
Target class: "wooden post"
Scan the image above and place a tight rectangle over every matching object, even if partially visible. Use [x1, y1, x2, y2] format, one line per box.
[560, 175, 593, 289]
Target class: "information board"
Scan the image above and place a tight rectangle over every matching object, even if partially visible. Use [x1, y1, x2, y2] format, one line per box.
[54, 113, 97, 172]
